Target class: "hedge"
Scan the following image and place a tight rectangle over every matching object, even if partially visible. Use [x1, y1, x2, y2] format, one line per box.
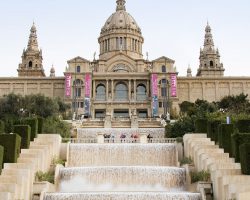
[3, 117, 14, 133]
[218, 124, 234, 157]
[194, 119, 208, 133]
[232, 133, 250, 162]
[13, 125, 31, 149]
[37, 117, 44, 134]
[0, 134, 21, 163]
[207, 120, 221, 142]
[0, 145, 3, 174]
[236, 119, 250, 133]
[19, 118, 38, 141]
[0, 120, 4, 134]
[239, 143, 250, 175]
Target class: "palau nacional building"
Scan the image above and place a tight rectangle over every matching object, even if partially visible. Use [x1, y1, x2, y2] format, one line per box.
[1, 0, 250, 127]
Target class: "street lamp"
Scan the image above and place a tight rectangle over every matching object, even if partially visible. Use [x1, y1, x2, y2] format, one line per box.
[162, 79, 170, 121]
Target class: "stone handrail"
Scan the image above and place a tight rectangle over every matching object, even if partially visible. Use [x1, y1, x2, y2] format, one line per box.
[62, 137, 176, 144]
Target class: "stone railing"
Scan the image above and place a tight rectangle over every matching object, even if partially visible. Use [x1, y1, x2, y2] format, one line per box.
[62, 138, 97, 143]
[62, 137, 176, 144]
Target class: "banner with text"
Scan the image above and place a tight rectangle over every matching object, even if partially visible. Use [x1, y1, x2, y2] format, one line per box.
[170, 73, 177, 97]
[84, 73, 92, 117]
[65, 74, 71, 97]
[151, 74, 159, 117]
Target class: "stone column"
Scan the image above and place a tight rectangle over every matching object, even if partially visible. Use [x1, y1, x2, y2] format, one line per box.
[146, 80, 149, 99]
[229, 82, 232, 95]
[93, 80, 96, 100]
[129, 79, 131, 101]
[111, 79, 114, 100]
[134, 79, 137, 101]
[106, 79, 109, 101]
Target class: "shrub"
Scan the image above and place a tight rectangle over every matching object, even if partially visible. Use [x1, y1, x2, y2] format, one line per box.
[43, 117, 70, 138]
[190, 170, 210, 183]
[0, 145, 3, 174]
[218, 124, 234, 156]
[207, 120, 221, 142]
[232, 133, 250, 162]
[236, 119, 250, 133]
[0, 134, 21, 163]
[3, 117, 14, 133]
[180, 156, 193, 166]
[194, 119, 207, 133]
[13, 125, 31, 149]
[18, 118, 38, 141]
[52, 157, 66, 166]
[0, 120, 4, 134]
[239, 143, 250, 175]
[37, 117, 44, 134]
[35, 171, 54, 184]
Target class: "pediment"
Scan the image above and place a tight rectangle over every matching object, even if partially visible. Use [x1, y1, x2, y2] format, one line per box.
[106, 53, 137, 72]
[67, 56, 90, 64]
[152, 56, 175, 63]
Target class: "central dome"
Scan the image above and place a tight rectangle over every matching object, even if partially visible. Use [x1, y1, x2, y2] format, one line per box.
[101, 9, 141, 34]
[98, 0, 144, 60]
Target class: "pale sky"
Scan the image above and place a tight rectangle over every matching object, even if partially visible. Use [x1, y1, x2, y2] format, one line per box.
[0, 0, 249, 77]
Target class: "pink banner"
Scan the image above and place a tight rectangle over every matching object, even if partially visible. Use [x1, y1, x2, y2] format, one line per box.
[170, 73, 177, 97]
[85, 73, 91, 97]
[151, 74, 158, 96]
[65, 74, 71, 97]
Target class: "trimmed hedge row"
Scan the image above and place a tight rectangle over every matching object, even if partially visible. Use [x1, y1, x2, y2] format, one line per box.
[37, 117, 44, 134]
[194, 119, 207, 133]
[13, 125, 31, 149]
[207, 120, 221, 142]
[0, 134, 21, 163]
[218, 124, 234, 157]
[18, 118, 38, 141]
[0, 120, 4, 134]
[232, 133, 250, 162]
[239, 143, 250, 175]
[0, 145, 3, 174]
[236, 120, 250, 133]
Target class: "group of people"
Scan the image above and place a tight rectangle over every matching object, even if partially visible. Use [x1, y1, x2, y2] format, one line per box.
[103, 132, 153, 143]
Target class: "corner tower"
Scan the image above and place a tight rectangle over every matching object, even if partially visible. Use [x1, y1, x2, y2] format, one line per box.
[196, 23, 224, 77]
[17, 23, 45, 77]
[98, 0, 144, 60]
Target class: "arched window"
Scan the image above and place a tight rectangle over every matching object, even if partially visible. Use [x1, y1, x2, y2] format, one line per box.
[73, 79, 83, 97]
[162, 65, 166, 72]
[210, 61, 214, 67]
[29, 61, 33, 68]
[115, 82, 128, 101]
[96, 84, 106, 101]
[136, 84, 147, 101]
[76, 66, 81, 73]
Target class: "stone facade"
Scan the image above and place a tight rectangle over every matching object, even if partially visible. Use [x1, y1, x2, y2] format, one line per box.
[0, 0, 250, 124]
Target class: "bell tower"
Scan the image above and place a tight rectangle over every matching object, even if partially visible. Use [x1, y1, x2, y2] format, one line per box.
[17, 23, 45, 77]
[196, 23, 224, 77]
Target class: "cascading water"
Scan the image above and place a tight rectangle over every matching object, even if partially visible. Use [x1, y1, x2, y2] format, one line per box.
[67, 143, 177, 167]
[44, 192, 201, 200]
[44, 142, 201, 200]
[59, 166, 186, 192]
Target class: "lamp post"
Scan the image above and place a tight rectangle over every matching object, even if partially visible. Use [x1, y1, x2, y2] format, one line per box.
[162, 79, 170, 121]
